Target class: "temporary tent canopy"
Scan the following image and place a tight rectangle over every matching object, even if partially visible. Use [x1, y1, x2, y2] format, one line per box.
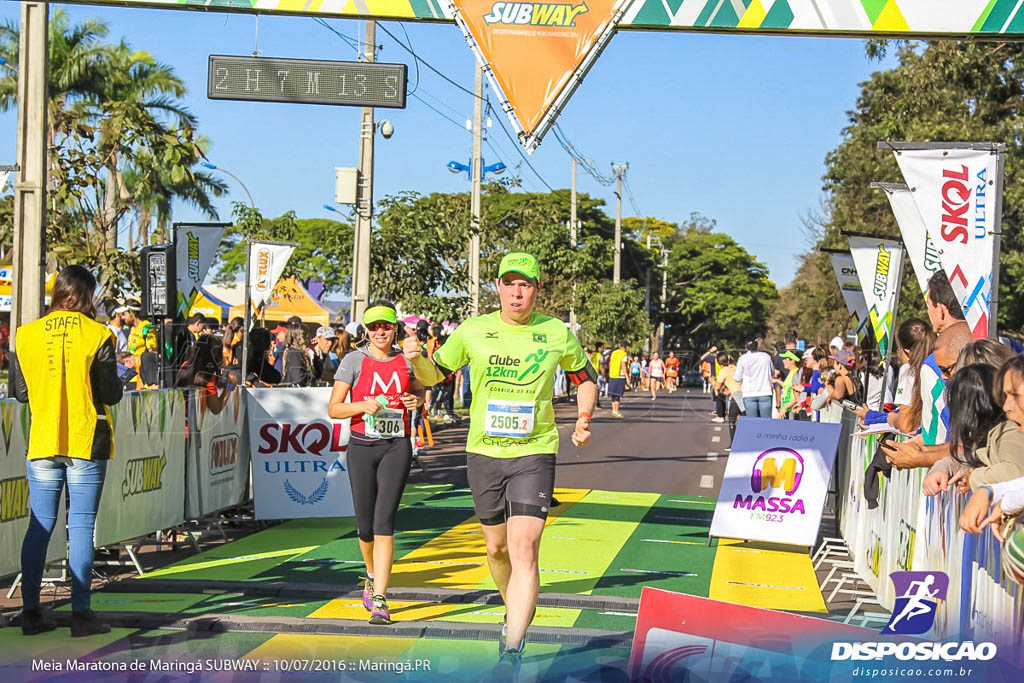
[228, 277, 335, 326]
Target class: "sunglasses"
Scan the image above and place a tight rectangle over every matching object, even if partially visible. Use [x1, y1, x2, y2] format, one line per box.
[366, 322, 394, 332]
[938, 362, 956, 377]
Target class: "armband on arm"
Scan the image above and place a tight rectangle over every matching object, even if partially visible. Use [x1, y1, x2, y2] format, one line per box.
[567, 363, 598, 386]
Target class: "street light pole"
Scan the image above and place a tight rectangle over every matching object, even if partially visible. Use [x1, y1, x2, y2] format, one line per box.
[469, 59, 483, 317]
[351, 20, 376, 324]
[11, 1, 48, 344]
[569, 157, 578, 333]
[611, 162, 628, 284]
[200, 162, 255, 208]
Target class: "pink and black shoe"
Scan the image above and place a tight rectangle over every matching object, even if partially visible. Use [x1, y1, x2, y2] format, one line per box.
[361, 577, 373, 612]
[369, 594, 392, 625]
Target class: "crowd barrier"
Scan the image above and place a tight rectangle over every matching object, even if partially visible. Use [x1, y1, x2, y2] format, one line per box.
[0, 387, 260, 580]
[833, 412, 1024, 662]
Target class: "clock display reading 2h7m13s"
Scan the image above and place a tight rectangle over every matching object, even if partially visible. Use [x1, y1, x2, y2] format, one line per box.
[208, 55, 407, 109]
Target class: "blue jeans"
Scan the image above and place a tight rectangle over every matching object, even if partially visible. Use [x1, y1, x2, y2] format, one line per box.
[743, 395, 773, 418]
[22, 457, 107, 612]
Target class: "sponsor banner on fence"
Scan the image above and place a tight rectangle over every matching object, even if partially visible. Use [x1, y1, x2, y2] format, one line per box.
[828, 251, 870, 342]
[95, 390, 188, 548]
[628, 587, 873, 682]
[248, 241, 295, 316]
[247, 387, 353, 520]
[710, 417, 841, 546]
[893, 147, 1000, 338]
[174, 223, 226, 318]
[849, 236, 905, 359]
[881, 185, 943, 296]
[186, 386, 249, 519]
[0, 400, 66, 579]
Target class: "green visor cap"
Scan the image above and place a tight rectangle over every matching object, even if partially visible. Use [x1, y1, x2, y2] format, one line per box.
[364, 305, 397, 325]
[498, 252, 541, 281]
[780, 350, 801, 363]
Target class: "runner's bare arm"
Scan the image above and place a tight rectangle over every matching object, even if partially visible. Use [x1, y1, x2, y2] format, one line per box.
[402, 337, 447, 386]
[568, 365, 598, 447]
[327, 380, 382, 419]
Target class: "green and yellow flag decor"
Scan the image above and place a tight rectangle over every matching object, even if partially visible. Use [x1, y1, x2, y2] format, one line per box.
[54, 1, 1024, 36]
[849, 236, 905, 360]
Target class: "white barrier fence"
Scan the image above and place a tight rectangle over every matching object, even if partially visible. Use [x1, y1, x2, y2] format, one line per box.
[0, 386, 348, 580]
[834, 420, 1024, 662]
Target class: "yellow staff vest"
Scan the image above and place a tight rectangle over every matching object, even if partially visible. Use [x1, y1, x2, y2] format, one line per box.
[16, 311, 115, 461]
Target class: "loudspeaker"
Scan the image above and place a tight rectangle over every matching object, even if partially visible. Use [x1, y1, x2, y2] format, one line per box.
[140, 244, 177, 320]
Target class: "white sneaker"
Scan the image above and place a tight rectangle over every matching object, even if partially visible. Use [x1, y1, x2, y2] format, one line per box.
[712, 417, 725, 423]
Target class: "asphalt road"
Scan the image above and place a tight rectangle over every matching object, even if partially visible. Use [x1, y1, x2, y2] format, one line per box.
[409, 387, 729, 498]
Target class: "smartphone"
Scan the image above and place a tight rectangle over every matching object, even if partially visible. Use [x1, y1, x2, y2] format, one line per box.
[841, 399, 860, 412]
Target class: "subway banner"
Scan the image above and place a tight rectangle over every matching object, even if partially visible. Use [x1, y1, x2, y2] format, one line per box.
[173, 222, 226, 319]
[247, 241, 296, 316]
[893, 147, 1001, 339]
[451, 0, 629, 151]
[185, 385, 250, 519]
[849, 235, 905, 359]
[709, 417, 841, 546]
[879, 184, 943, 297]
[247, 387, 354, 520]
[0, 400, 66, 580]
[828, 251, 870, 342]
[95, 390, 188, 548]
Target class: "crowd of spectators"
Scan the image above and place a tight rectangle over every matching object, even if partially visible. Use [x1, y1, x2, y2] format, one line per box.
[708, 268, 1024, 585]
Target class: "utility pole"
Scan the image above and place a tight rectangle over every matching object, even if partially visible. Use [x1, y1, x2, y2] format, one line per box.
[11, 2, 48, 344]
[569, 157, 578, 333]
[611, 162, 628, 284]
[350, 20, 375, 324]
[658, 247, 668, 356]
[469, 59, 483, 316]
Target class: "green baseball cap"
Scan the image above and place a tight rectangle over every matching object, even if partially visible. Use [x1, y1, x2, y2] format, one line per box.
[363, 305, 397, 325]
[498, 252, 540, 282]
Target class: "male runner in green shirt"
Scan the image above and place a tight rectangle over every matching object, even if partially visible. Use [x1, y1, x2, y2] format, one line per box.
[403, 252, 598, 665]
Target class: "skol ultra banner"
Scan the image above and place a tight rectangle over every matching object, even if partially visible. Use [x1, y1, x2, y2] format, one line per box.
[174, 223, 226, 319]
[880, 184, 943, 297]
[849, 236, 905, 359]
[451, 0, 630, 151]
[893, 147, 1001, 339]
[828, 251, 870, 343]
[247, 241, 295, 316]
[247, 387, 353, 520]
[709, 417, 841, 546]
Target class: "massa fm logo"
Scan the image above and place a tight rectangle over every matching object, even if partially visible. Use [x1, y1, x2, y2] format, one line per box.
[483, 2, 589, 27]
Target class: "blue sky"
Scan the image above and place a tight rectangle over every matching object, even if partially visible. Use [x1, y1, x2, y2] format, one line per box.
[0, 4, 896, 286]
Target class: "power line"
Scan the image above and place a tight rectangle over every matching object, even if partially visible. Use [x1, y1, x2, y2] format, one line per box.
[410, 92, 466, 130]
[551, 123, 615, 186]
[398, 23, 421, 96]
[488, 99, 555, 192]
[311, 18, 361, 52]
[375, 22, 483, 100]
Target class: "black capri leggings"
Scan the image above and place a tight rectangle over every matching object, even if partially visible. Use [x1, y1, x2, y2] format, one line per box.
[347, 436, 412, 542]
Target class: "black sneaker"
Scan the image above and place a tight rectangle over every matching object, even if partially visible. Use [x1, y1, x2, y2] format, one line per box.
[70, 610, 111, 638]
[495, 642, 523, 678]
[369, 595, 392, 625]
[20, 607, 57, 636]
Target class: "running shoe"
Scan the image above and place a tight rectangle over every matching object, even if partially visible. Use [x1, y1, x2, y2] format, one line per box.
[712, 416, 725, 423]
[611, 411, 624, 418]
[369, 594, 392, 625]
[360, 577, 374, 612]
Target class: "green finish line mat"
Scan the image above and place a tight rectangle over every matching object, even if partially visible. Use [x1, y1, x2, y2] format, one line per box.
[1, 484, 824, 681]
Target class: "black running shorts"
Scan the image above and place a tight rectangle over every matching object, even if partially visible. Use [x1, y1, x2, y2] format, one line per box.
[466, 453, 556, 526]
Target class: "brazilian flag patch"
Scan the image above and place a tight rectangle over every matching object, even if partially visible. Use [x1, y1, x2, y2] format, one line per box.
[533, 333, 547, 343]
